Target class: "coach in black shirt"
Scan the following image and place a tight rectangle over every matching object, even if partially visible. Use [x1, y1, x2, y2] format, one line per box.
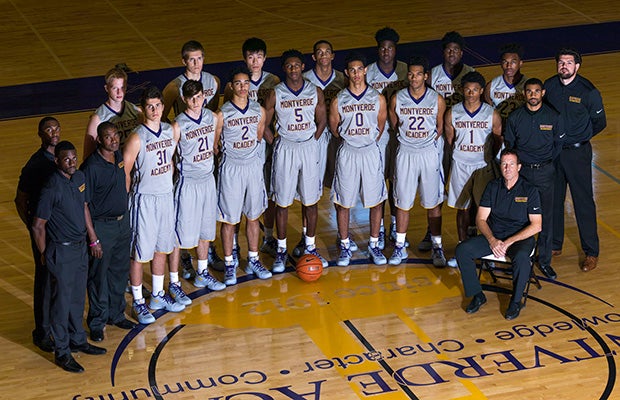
[505, 78, 563, 280]
[81, 122, 134, 342]
[455, 149, 541, 320]
[32, 141, 106, 373]
[544, 48, 606, 272]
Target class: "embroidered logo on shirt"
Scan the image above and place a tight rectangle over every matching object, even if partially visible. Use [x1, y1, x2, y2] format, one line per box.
[79, 183, 86, 192]
[539, 124, 553, 130]
[118, 161, 124, 168]
[515, 197, 528, 203]
[569, 96, 581, 103]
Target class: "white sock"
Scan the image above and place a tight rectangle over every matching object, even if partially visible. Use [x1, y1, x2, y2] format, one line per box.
[341, 238, 350, 248]
[224, 255, 234, 263]
[369, 236, 379, 247]
[152, 274, 164, 295]
[132, 285, 143, 302]
[169, 272, 179, 284]
[305, 235, 315, 248]
[197, 259, 208, 274]
[431, 235, 442, 248]
[248, 251, 259, 260]
[277, 238, 287, 250]
[396, 232, 406, 245]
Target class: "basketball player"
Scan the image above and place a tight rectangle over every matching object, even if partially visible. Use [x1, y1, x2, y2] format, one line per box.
[83, 67, 141, 159]
[444, 72, 502, 267]
[330, 51, 388, 266]
[366, 27, 408, 249]
[217, 66, 271, 285]
[388, 56, 447, 267]
[123, 86, 185, 325]
[170, 80, 226, 293]
[484, 43, 527, 121]
[264, 49, 328, 271]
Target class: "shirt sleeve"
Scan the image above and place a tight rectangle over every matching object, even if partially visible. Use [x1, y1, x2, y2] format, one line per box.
[479, 180, 494, 208]
[35, 180, 56, 221]
[527, 186, 542, 215]
[589, 88, 606, 136]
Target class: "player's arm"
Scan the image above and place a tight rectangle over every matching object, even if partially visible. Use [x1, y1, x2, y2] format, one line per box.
[206, 76, 221, 112]
[483, 81, 493, 105]
[435, 94, 446, 139]
[491, 109, 503, 154]
[122, 132, 140, 192]
[14, 190, 30, 226]
[314, 88, 327, 140]
[257, 106, 267, 142]
[31, 217, 47, 264]
[214, 111, 223, 155]
[387, 94, 399, 132]
[83, 113, 101, 160]
[162, 81, 178, 123]
[263, 89, 276, 144]
[222, 82, 234, 104]
[444, 108, 455, 146]
[589, 89, 606, 136]
[84, 203, 102, 259]
[376, 94, 388, 142]
[329, 97, 341, 138]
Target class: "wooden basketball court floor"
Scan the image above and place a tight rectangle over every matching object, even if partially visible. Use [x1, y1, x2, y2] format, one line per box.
[1, 1, 619, 399]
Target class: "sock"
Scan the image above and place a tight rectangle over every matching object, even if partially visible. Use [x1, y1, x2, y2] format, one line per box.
[302, 226, 307, 236]
[396, 232, 406, 245]
[132, 285, 143, 302]
[341, 238, 350, 248]
[431, 235, 442, 248]
[170, 272, 179, 284]
[224, 255, 234, 264]
[305, 235, 315, 248]
[277, 238, 287, 250]
[152, 275, 164, 296]
[265, 227, 273, 238]
[369, 236, 379, 247]
[248, 251, 259, 260]
[197, 259, 208, 274]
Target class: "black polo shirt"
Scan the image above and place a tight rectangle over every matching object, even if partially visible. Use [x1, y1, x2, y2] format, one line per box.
[480, 177, 541, 240]
[544, 74, 606, 145]
[17, 147, 56, 221]
[80, 149, 127, 219]
[35, 170, 87, 242]
[504, 103, 563, 164]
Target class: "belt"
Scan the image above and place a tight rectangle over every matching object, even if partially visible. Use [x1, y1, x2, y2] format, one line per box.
[94, 215, 124, 222]
[563, 140, 589, 150]
[56, 240, 84, 246]
[523, 159, 552, 169]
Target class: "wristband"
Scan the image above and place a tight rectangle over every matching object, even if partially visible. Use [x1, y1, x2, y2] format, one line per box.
[89, 239, 100, 247]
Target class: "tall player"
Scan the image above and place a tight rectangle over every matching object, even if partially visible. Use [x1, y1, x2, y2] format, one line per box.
[217, 66, 271, 285]
[366, 27, 408, 248]
[484, 43, 527, 120]
[83, 67, 141, 159]
[444, 72, 502, 267]
[264, 49, 328, 272]
[170, 80, 226, 294]
[330, 51, 388, 267]
[429, 31, 475, 107]
[123, 86, 185, 325]
[388, 56, 447, 267]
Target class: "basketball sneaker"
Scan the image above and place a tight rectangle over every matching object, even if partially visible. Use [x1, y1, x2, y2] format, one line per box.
[388, 224, 409, 247]
[304, 245, 329, 268]
[150, 291, 185, 312]
[388, 244, 408, 265]
[181, 253, 195, 279]
[208, 246, 223, 266]
[272, 247, 287, 273]
[232, 244, 241, 268]
[377, 227, 386, 250]
[168, 282, 192, 306]
[447, 257, 458, 268]
[133, 299, 155, 325]
[246, 257, 273, 279]
[193, 270, 226, 291]
[260, 236, 278, 258]
[417, 229, 432, 251]
[336, 234, 358, 252]
[369, 243, 387, 265]
[432, 247, 447, 267]
[224, 262, 237, 286]
[337, 243, 352, 266]
[292, 236, 306, 257]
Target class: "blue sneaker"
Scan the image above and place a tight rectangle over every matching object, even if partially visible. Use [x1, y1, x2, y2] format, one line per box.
[337, 243, 352, 266]
[193, 270, 226, 290]
[304, 245, 328, 268]
[132, 299, 155, 325]
[150, 291, 185, 312]
[377, 228, 386, 250]
[246, 257, 272, 279]
[369, 243, 387, 265]
[272, 247, 287, 273]
[168, 282, 192, 306]
[388, 244, 408, 265]
[224, 262, 237, 286]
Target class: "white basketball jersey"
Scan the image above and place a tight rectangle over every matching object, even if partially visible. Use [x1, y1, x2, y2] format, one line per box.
[174, 108, 216, 178]
[336, 86, 382, 148]
[451, 102, 494, 164]
[394, 87, 439, 148]
[303, 69, 346, 134]
[132, 123, 177, 195]
[220, 100, 262, 161]
[94, 101, 140, 145]
[274, 81, 318, 142]
[172, 71, 218, 116]
[250, 71, 279, 105]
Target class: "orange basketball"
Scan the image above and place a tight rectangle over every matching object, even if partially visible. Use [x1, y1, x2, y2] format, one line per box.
[296, 254, 324, 282]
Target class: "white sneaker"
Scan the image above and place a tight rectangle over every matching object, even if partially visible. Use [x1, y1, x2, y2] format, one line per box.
[447, 257, 458, 268]
[337, 243, 352, 266]
[133, 299, 155, 325]
[246, 258, 272, 279]
[224, 262, 237, 286]
[150, 291, 185, 312]
[388, 244, 407, 265]
[304, 245, 329, 268]
[368, 243, 387, 265]
[272, 247, 287, 273]
[168, 282, 192, 306]
[193, 270, 226, 291]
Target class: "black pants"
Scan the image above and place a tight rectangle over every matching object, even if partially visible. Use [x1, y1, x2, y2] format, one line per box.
[46, 241, 88, 358]
[520, 162, 554, 266]
[29, 229, 51, 342]
[456, 235, 535, 304]
[87, 216, 131, 331]
[553, 142, 599, 256]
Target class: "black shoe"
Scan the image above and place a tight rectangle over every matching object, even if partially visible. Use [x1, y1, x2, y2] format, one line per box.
[55, 354, 84, 373]
[113, 318, 137, 330]
[465, 293, 487, 314]
[70, 342, 107, 355]
[505, 302, 522, 320]
[538, 264, 557, 280]
[90, 330, 104, 342]
[33, 336, 54, 352]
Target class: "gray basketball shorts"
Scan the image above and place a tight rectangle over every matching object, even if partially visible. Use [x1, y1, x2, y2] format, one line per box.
[448, 158, 486, 209]
[217, 157, 267, 224]
[129, 191, 176, 262]
[271, 136, 322, 207]
[393, 144, 443, 211]
[174, 174, 217, 248]
[331, 142, 387, 208]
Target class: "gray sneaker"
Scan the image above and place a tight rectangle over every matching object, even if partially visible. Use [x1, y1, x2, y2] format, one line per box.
[432, 247, 447, 267]
[133, 299, 155, 325]
[304, 245, 329, 268]
[150, 291, 185, 312]
[417, 229, 432, 251]
[193, 270, 226, 291]
[337, 243, 352, 266]
[369, 243, 387, 265]
[337, 234, 358, 252]
[377, 229, 386, 250]
[388, 244, 408, 265]
[246, 258, 272, 279]
[292, 236, 306, 257]
[232, 244, 241, 268]
[224, 262, 237, 286]
[260, 236, 278, 257]
[181, 254, 196, 279]
[168, 282, 192, 306]
[272, 247, 288, 273]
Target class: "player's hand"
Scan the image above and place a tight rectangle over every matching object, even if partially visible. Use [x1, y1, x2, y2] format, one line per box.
[90, 243, 103, 259]
[40, 253, 46, 266]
